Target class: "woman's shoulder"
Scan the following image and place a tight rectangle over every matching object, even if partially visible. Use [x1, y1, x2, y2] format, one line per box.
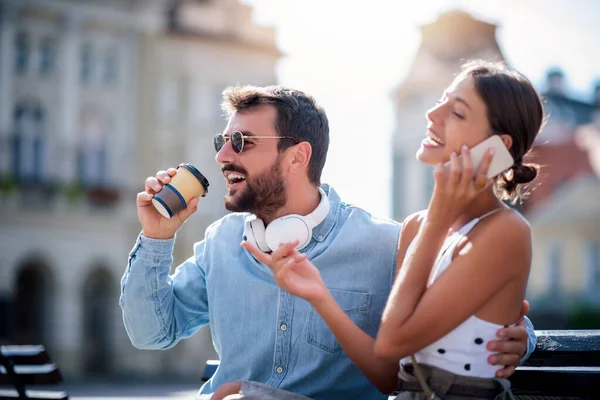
[398, 210, 428, 246]
[470, 208, 532, 261]
[481, 208, 531, 238]
[402, 210, 428, 228]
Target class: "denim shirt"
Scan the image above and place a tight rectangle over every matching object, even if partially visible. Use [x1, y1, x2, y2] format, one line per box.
[120, 184, 536, 400]
[120, 185, 402, 400]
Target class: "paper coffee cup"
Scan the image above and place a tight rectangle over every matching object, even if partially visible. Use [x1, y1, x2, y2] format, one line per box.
[152, 164, 210, 218]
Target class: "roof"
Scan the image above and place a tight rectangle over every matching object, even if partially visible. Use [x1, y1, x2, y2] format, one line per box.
[165, 0, 282, 55]
[522, 138, 597, 214]
[526, 174, 600, 225]
[543, 92, 598, 126]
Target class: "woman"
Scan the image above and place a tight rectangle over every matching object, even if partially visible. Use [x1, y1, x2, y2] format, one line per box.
[218, 60, 543, 399]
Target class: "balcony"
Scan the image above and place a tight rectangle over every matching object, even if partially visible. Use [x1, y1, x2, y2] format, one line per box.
[0, 176, 122, 212]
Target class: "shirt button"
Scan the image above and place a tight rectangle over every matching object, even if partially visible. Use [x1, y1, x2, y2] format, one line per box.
[276, 366, 283, 374]
[280, 323, 287, 331]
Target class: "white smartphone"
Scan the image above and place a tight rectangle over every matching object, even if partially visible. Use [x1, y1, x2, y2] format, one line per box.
[444, 135, 514, 179]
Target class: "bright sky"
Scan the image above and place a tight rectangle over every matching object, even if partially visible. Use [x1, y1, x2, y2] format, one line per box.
[242, 0, 600, 219]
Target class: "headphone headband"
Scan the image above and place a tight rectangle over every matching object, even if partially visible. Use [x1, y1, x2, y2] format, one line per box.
[305, 187, 330, 229]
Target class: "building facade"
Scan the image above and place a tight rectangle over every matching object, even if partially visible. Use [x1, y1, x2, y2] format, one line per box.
[0, 0, 280, 380]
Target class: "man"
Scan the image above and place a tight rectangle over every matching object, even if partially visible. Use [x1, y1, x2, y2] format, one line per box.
[120, 85, 535, 400]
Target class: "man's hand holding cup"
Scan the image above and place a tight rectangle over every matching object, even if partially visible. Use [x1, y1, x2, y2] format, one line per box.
[137, 164, 209, 240]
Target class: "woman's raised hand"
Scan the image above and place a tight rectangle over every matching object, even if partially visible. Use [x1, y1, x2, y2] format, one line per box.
[241, 240, 328, 304]
[427, 145, 495, 228]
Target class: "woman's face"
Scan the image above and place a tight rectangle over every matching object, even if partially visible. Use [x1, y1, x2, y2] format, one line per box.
[416, 76, 492, 166]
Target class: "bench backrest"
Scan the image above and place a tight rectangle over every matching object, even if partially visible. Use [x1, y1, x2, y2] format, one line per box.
[522, 329, 600, 367]
[0, 345, 68, 400]
[510, 329, 600, 398]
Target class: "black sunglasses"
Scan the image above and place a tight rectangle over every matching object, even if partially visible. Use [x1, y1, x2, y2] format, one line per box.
[213, 131, 299, 154]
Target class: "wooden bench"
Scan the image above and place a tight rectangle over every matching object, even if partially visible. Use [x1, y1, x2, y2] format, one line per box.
[201, 329, 600, 398]
[0, 345, 68, 400]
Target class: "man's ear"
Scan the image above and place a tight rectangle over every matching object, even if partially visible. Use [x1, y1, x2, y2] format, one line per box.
[287, 142, 312, 175]
[499, 134, 513, 150]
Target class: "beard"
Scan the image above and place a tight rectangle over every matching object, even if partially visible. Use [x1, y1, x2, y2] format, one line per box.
[224, 156, 287, 221]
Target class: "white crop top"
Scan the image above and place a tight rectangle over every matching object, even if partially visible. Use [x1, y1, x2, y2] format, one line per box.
[400, 209, 509, 378]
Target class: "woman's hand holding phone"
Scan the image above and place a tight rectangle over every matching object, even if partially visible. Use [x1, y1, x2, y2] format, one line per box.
[443, 135, 514, 180]
[428, 144, 495, 229]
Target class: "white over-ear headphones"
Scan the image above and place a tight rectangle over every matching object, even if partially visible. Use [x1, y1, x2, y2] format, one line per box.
[244, 187, 330, 252]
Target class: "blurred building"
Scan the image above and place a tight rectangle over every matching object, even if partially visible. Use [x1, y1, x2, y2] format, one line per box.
[0, 0, 280, 381]
[391, 11, 600, 325]
[525, 71, 600, 313]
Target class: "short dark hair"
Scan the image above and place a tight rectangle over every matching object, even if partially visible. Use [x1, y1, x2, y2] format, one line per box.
[221, 85, 330, 185]
[456, 60, 545, 204]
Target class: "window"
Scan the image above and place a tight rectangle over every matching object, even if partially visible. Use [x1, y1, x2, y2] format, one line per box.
[78, 109, 109, 187]
[80, 43, 93, 83]
[547, 243, 562, 293]
[38, 36, 55, 76]
[158, 78, 177, 119]
[15, 32, 29, 74]
[585, 241, 600, 293]
[13, 103, 45, 183]
[102, 49, 118, 85]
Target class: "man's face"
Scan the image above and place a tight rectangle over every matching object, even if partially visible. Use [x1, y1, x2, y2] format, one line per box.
[215, 105, 287, 219]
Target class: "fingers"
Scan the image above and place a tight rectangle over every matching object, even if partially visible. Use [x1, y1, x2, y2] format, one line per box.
[459, 145, 474, 187]
[271, 241, 299, 263]
[494, 364, 516, 379]
[144, 176, 162, 194]
[488, 337, 526, 359]
[474, 174, 488, 190]
[448, 151, 461, 187]
[497, 324, 529, 342]
[460, 145, 493, 192]
[292, 253, 307, 262]
[136, 191, 154, 206]
[241, 240, 302, 273]
[144, 168, 177, 194]
[276, 257, 296, 284]
[175, 196, 199, 224]
[487, 331, 528, 365]
[241, 241, 273, 265]
[475, 148, 495, 179]
[433, 163, 445, 188]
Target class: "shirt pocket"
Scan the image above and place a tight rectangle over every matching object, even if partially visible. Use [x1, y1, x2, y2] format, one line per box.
[306, 288, 372, 353]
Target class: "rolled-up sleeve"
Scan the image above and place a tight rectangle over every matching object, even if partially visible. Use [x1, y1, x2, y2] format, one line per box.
[521, 316, 537, 363]
[120, 234, 209, 350]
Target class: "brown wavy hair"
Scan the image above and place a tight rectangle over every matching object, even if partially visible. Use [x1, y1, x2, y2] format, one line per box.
[456, 60, 545, 204]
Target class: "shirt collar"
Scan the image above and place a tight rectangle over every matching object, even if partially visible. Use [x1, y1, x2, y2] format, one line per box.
[312, 183, 339, 243]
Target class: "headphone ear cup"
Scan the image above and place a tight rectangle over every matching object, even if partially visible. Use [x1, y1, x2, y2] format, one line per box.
[265, 216, 311, 251]
[245, 218, 270, 252]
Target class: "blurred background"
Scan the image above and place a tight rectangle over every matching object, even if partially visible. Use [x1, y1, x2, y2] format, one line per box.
[0, 0, 599, 393]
